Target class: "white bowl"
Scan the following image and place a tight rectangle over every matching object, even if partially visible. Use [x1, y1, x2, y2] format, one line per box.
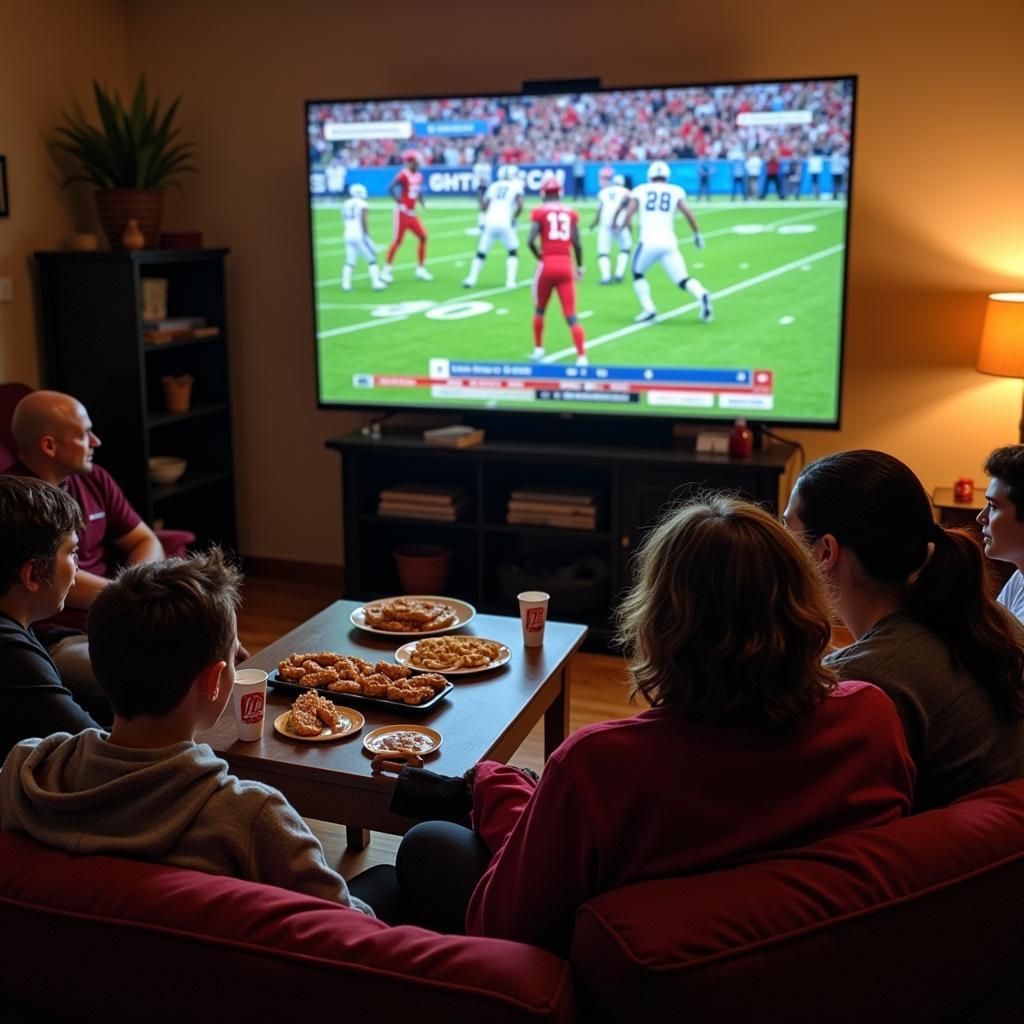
[149, 456, 187, 486]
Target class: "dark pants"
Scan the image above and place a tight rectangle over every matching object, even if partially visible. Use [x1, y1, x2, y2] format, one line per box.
[350, 821, 491, 931]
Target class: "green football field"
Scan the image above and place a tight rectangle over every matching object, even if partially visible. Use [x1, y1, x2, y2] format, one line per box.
[311, 196, 848, 423]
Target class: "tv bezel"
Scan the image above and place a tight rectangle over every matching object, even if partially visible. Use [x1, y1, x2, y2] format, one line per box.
[305, 73, 856, 433]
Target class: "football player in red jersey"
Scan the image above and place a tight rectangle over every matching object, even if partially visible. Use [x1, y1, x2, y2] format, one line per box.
[382, 149, 432, 282]
[528, 173, 587, 366]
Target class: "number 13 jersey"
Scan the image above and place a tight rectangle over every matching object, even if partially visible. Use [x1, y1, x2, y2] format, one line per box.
[531, 202, 579, 261]
[631, 182, 685, 248]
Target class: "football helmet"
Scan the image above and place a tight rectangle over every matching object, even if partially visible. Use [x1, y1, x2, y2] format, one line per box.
[647, 160, 670, 181]
[539, 172, 563, 196]
[402, 149, 423, 166]
[612, 173, 625, 187]
[598, 166, 614, 185]
[349, 183, 368, 199]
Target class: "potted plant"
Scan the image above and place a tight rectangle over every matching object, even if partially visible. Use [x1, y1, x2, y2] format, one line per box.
[52, 74, 197, 249]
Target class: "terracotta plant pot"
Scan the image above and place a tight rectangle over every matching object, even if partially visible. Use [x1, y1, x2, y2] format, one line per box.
[162, 374, 194, 413]
[392, 545, 451, 594]
[94, 188, 164, 249]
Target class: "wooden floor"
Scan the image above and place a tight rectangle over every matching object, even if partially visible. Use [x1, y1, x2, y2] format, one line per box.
[236, 575, 637, 876]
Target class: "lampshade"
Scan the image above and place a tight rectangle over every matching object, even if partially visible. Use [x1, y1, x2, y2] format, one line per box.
[977, 292, 1024, 378]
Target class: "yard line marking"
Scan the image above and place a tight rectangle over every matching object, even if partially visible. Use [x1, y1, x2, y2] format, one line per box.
[543, 243, 845, 363]
[318, 315, 409, 339]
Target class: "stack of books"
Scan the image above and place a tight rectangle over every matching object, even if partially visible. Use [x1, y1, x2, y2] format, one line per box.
[506, 484, 602, 530]
[423, 424, 485, 448]
[377, 482, 468, 522]
[142, 317, 221, 346]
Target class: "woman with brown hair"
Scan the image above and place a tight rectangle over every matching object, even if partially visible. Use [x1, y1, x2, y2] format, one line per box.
[785, 450, 1024, 811]
[388, 495, 914, 953]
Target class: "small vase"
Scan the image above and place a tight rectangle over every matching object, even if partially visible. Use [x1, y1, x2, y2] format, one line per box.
[162, 374, 194, 413]
[122, 218, 145, 250]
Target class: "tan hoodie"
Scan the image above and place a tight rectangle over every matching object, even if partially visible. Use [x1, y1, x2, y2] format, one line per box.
[0, 729, 373, 915]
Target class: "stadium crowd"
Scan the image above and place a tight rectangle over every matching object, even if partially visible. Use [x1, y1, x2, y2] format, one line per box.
[308, 81, 852, 171]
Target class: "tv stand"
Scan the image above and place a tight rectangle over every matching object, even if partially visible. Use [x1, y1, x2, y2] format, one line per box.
[328, 431, 796, 647]
[470, 413, 674, 448]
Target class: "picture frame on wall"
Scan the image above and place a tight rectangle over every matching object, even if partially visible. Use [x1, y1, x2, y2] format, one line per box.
[0, 156, 8, 217]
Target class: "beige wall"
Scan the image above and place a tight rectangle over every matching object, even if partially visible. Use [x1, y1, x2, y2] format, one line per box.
[0, 0, 127, 383]
[4, 1, 1024, 565]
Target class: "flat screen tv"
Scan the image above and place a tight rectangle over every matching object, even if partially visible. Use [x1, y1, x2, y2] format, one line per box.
[306, 76, 854, 427]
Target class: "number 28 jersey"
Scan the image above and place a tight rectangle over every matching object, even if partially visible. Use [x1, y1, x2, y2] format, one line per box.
[531, 202, 579, 260]
[631, 182, 685, 247]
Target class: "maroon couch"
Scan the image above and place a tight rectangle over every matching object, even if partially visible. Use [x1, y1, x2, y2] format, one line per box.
[572, 780, 1024, 1022]
[1, 781, 1021, 1022]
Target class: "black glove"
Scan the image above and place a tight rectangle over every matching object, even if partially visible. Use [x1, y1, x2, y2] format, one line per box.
[389, 766, 476, 824]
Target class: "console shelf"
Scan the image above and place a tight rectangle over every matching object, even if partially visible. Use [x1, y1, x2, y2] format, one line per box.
[328, 431, 797, 645]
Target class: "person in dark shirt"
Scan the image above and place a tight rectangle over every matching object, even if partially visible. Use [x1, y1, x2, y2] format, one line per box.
[0, 475, 101, 760]
[783, 450, 1024, 810]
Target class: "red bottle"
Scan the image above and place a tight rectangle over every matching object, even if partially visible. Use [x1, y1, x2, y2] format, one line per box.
[729, 418, 753, 459]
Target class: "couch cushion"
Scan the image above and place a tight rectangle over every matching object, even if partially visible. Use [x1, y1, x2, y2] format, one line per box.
[571, 781, 1024, 1023]
[0, 831, 573, 1023]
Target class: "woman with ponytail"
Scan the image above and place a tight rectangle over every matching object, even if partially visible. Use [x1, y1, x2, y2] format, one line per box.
[784, 450, 1024, 810]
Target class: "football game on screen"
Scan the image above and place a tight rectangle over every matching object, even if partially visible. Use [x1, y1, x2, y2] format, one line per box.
[307, 77, 853, 425]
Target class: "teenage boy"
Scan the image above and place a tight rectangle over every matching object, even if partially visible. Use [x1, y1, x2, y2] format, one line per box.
[0, 475, 101, 760]
[979, 445, 1024, 622]
[0, 548, 374, 914]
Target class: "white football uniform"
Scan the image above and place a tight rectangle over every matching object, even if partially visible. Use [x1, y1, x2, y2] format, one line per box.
[341, 197, 377, 264]
[325, 163, 347, 195]
[596, 184, 632, 255]
[479, 179, 522, 254]
[473, 161, 493, 190]
[630, 182, 688, 280]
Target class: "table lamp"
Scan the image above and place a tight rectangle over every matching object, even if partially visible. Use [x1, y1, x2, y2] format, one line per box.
[976, 292, 1024, 443]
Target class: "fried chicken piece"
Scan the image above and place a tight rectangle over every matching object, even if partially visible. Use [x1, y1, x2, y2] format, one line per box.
[300, 667, 339, 688]
[375, 660, 412, 680]
[308, 651, 342, 667]
[360, 673, 389, 698]
[327, 678, 362, 695]
[398, 685, 434, 705]
[288, 708, 324, 736]
[412, 672, 449, 693]
[278, 661, 307, 681]
[332, 658, 360, 681]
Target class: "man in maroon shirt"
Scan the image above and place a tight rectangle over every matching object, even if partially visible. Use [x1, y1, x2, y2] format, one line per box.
[8, 391, 165, 710]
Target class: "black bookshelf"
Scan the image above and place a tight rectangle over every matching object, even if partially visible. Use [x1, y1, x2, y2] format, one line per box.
[34, 249, 237, 550]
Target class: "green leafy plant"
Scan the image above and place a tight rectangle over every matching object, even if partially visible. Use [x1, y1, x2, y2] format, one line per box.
[52, 74, 197, 189]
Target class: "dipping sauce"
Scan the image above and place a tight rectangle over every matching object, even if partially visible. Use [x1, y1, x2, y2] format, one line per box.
[368, 730, 435, 753]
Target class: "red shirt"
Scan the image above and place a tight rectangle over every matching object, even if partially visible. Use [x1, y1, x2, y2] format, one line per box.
[466, 680, 914, 955]
[531, 202, 578, 261]
[394, 168, 423, 215]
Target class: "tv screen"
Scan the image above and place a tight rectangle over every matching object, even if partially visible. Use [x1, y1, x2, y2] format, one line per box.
[306, 76, 854, 426]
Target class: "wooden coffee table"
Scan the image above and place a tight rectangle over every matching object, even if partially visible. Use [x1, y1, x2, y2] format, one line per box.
[198, 600, 586, 848]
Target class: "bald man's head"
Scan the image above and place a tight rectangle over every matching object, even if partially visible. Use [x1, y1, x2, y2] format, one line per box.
[11, 391, 100, 483]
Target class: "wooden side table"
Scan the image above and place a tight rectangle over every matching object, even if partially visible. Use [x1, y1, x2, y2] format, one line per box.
[931, 486, 985, 529]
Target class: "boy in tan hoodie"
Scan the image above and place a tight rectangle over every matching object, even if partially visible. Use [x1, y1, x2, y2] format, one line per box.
[0, 548, 373, 915]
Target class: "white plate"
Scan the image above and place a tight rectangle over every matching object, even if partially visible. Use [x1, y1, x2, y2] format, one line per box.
[273, 708, 364, 743]
[350, 596, 476, 637]
[395, 638, 511, 676]
[363, 724, 442, 757]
